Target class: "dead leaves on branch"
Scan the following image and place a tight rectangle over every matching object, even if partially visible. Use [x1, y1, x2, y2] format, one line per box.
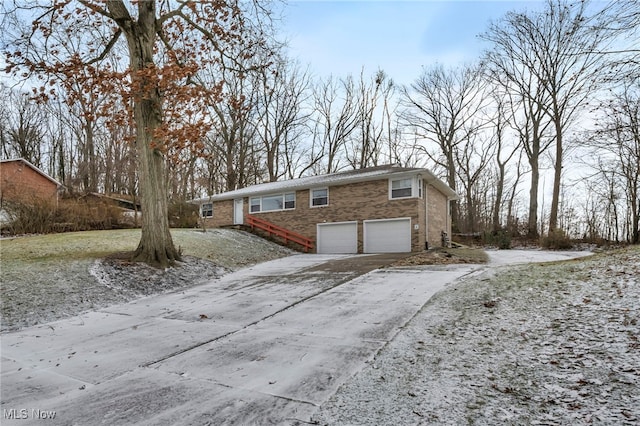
[5, 0, 258, 160]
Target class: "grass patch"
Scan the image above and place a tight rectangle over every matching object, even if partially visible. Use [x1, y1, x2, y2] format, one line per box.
[392, 246, 489, 266]
[442, 247, 489, 263]
[0, 228, 294, 332]
[1, 229, 143, 263]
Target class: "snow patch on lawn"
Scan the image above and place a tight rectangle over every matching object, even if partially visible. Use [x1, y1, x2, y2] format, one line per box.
[0, 229, 294, 332]
[314, 247, 640, 425]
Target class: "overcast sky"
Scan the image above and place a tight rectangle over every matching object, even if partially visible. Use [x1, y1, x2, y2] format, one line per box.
[279, 0, 548, 86]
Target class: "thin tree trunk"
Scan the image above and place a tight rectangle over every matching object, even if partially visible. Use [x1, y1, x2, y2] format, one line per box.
[548, 120, 563, 233]
[446, 147, 459, 232]
[528, 157, 539, 238]
[493, 164, 505, 232]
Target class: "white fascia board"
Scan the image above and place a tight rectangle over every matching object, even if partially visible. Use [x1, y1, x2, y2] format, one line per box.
[420, 169, 460, 200]
[190, 167, 459, 203]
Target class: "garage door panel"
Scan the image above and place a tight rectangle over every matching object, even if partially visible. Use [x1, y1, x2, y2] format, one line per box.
[317, 222, 358, 254]
[364, 218, 411, 253]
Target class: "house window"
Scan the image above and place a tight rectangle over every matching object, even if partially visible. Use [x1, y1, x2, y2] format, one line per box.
[250, 197, 261, 213]
[391, 178, 413, 199]
[262, 194, 283, 211]
[201, 203, 213, 218]
[311, 188, 328, 207]
[284, 193, 296, 209]
[249, 193, 296, 213]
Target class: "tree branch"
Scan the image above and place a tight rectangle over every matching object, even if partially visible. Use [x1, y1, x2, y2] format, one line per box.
[77, 0, 115, 20]
[86, 28, 122, 65]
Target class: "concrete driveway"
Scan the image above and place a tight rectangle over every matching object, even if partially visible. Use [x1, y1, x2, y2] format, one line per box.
[1, 250, 590, 425]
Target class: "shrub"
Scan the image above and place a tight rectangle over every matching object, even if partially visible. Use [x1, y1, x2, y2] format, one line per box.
[483, 230, 512, 249]
[1, 200, 57, 235]
[541, 229, 574, 250]
[168, 201, 199, 228]
[56, 198, 128, 231]
[1, 197, 132, 236]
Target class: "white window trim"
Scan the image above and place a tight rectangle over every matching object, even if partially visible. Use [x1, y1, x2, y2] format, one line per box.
[389, 177, 417, 200]
[310, 187, 329, 208]
[201, 202, 213, 218]
[249, 192, 296, 214]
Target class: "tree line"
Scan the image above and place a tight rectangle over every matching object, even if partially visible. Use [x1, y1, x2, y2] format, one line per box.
[1, 0, 638, 263]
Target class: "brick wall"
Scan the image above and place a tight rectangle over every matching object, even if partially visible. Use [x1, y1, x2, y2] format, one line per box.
[203, 179, 418, 251]
[426, 184, 450, 247]
[0, 161, 58, 206]
[202, 199, 234, 228]
[417, 181, 427, 250]
[202, 177, 451, 252]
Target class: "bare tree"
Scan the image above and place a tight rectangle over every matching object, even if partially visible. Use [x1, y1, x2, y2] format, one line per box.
[203, 60, 261, 192]
[256, 57, 311, 181]
[0, 87, 46, 167]
[455, 130, 495, 233]
[590, 0, 640, 82]
[347, 69, 395, 169]
[589, 81, 640, 243]
[482, 9, 560, 238]
[401, 63, 486, 231]
[483, 0, 613, 234]
[487, 89, 521, 232]
[309, 75, 360, 174]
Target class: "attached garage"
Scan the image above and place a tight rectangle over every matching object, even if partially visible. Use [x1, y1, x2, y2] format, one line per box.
[316, 221, 358, 254]
[364, 218, 412, 253]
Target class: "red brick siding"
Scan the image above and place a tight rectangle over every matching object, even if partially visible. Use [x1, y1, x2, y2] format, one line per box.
[0, 161, 58, 205]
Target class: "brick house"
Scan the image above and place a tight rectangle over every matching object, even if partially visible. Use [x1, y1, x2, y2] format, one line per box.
[193, 165, 458, 254]
[0, 158, 62, 207]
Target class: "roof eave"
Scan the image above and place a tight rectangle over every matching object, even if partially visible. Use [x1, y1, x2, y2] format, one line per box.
[1, 158, 63, 187]
[190, 167, 458, 203]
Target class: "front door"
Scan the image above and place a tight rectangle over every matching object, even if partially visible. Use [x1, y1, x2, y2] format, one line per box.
[234, 198, 244, 225]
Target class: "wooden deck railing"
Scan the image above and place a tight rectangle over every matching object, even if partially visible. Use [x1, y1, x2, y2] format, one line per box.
[245, 215, 314, 253]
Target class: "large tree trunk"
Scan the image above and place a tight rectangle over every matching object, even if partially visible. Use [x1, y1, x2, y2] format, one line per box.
[111, 0, 180, 267]
[133, 128, 178, 266]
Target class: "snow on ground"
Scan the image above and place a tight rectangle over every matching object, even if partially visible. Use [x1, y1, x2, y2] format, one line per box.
[0, 229, 293, 332]
[485, 248, 594, 266]
[2, 237, 638, 425]
[313, 247, 639, 425]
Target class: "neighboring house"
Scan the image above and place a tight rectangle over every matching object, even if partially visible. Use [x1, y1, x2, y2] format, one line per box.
[192, 164, 459, 254]
[0, 158, 62, 206]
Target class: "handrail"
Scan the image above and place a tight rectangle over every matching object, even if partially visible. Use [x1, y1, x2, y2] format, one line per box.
[245, 215, 314, 253]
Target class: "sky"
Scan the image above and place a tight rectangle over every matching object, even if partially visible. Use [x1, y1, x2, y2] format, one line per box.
[278, 0, 548, 86]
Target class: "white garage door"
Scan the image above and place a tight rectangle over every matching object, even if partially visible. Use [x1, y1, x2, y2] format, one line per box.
[317, 221, 358, 254]
[364, 218, 411, 253]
